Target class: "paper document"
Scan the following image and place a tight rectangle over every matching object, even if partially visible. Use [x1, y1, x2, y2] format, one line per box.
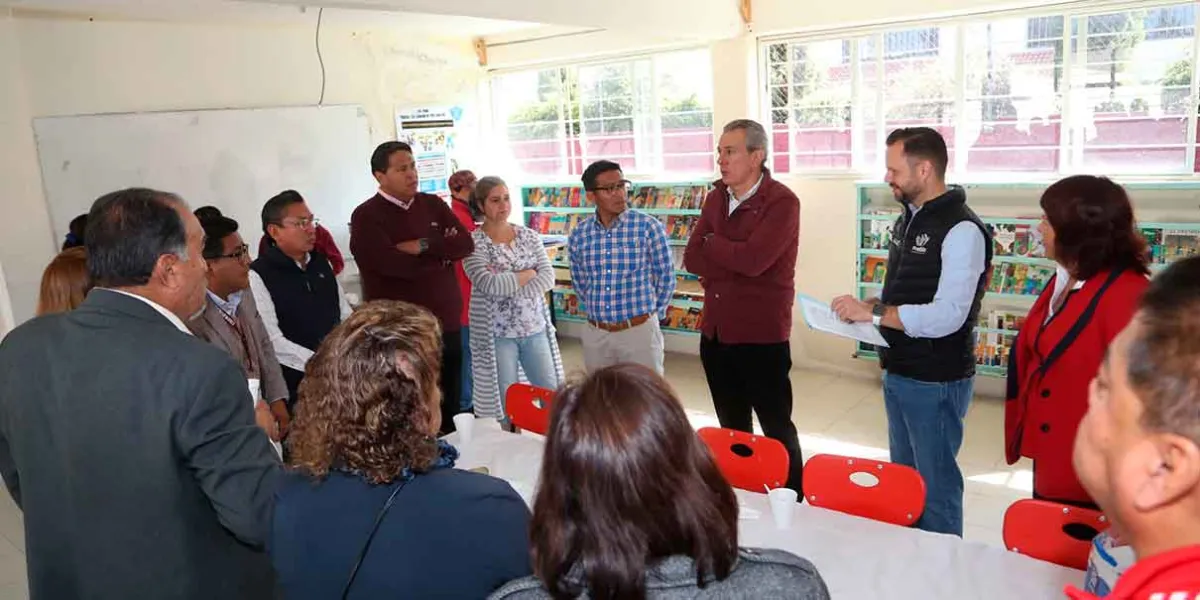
[797, 294, 889, 348]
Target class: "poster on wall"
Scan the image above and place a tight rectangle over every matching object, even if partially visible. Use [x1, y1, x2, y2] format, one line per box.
[395, 106, 463, 200]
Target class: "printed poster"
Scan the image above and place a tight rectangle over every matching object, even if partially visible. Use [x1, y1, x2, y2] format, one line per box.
[396, 106, 463, 200]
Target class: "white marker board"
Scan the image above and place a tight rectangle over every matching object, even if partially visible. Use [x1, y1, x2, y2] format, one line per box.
[33, 104, 377, 256]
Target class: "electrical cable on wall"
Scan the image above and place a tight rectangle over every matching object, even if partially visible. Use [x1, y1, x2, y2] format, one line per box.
[315, 7, 326, 106]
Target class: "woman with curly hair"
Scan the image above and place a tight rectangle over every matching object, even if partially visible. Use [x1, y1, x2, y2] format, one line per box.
[271, 300, 532, 599]
[1006, 175, 1151, 508]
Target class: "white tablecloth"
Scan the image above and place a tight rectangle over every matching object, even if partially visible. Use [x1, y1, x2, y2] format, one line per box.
[446, 420, 1082, 600]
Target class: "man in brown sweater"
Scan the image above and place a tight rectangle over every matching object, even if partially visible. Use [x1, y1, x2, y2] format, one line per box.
[349, 141, 474, 434]
[684, 119, 803, 493]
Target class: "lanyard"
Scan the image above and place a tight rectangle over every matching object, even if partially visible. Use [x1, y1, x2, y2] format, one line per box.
[215, 302, 258, 377]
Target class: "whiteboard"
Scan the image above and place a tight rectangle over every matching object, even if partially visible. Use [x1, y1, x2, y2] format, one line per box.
[33, 105, 377, 258]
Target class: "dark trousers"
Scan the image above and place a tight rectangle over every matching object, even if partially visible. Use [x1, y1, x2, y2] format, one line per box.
[700, 334, 804, 493]
[439, 330, 463, 435]
[281, 365, 304, 413]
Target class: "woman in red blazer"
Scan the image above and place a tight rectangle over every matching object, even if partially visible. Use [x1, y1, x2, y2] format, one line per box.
[448, 170, 479, 413]
[1006, 175, 1150, 507]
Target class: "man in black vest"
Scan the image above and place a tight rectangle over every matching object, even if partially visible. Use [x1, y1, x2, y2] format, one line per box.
[832, 127, 993, 536]
[249, 190, 352, 410]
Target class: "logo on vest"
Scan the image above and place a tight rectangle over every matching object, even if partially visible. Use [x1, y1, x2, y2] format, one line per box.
[912, 233, 930, 254]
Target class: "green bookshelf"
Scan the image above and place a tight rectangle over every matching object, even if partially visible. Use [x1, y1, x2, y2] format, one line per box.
[523, 181, 713, 335]
[854, 181, 1200, 377]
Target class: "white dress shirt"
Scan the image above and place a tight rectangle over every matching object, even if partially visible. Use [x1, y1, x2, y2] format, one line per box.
[727, 173, 765, 216]
[248, 254, 353, 372]
[379, 188, 414, 211]
[1046, 264, 1086, 323]
[101, 288, 192, 335]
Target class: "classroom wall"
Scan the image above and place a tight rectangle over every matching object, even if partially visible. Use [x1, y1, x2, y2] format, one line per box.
[0, 13, 484, 323]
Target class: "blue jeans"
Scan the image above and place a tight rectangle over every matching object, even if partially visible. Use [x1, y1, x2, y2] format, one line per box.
[460, 326, 473, 412]
[882, 372, 973, 536]
[495, 333, 557, 411]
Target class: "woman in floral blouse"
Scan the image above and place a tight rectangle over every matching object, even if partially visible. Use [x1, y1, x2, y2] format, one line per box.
[464, 176, 564, 422]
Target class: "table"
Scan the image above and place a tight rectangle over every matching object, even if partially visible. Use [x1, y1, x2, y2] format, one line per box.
[446, 420, 1082, 600]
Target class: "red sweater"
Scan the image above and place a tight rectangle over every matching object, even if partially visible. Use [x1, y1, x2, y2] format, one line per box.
[683, 170, 800, 344]
[450, 199, 477, 327]
[1066, 545, 1200, 600]
[1006, 270, 1148, 503]
[349, 194, 474, 332]
[257, 225, 344, 275]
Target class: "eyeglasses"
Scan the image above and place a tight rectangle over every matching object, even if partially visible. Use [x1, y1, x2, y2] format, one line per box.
[591, 180, 632, 195]
[211, 244, 250, 261]
[283, 217, 320, 230]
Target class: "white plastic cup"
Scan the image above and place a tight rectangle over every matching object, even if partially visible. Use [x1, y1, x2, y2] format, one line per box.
[768, 488, 798, 529]
[453, 413, 475, 445]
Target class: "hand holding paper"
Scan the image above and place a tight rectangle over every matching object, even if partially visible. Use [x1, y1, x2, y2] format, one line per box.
[797, 293, 889, 347]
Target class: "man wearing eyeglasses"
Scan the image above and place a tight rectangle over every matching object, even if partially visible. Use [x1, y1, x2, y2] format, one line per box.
[190, 212, 290, 454]
[250, 190, 353, 410]
[569, 160, 675, 374]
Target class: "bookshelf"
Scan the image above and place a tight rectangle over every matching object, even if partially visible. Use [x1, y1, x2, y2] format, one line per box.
[854, 181, 1200, 377]
[523, 181, 713, 337]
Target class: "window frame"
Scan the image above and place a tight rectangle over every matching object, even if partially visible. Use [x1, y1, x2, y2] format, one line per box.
[487, 46, 718, 183]
[760, 2, 1200, 179]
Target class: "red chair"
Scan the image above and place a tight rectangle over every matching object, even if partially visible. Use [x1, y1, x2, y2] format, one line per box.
[801, 454, 926, 526]
[505, 383, 554, 435]
[697, 427, 790, 491]
[1002, 499, 1109, 570]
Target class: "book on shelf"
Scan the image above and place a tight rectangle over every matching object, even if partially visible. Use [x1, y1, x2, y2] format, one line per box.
[861, 219, 893, 250]
[526, 186, 584, 209]
[527, 213, 586, 235]
[631, 184, 708, 210]
[989, 221, 1045, 258]
[1161, 230, 1200, 263]
[660, 215, 699, 241]
[986, 262, 1053, 296]
[975, 331, 1014, 369]
[551, 288, 703, 333]
[979, 308, 1027, 332]
[861, 256, 887, 283]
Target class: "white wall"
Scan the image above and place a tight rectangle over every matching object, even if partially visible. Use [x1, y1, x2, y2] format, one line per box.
[0, 12, 484, 323]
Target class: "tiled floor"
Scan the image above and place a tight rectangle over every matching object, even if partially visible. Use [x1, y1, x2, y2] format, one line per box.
[0, 340, 1033, 598]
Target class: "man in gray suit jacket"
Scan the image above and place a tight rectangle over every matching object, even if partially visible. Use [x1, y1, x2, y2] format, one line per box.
[0, 188, 281, 599]
[190, 212, 290, 443]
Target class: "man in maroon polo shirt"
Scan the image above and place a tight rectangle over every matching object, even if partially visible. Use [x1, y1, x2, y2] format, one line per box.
[349, 141, 474, 434]
[684, 118, 804, 492]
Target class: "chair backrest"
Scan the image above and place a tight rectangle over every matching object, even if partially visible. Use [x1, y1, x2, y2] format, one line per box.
[505, 383, 554, 435]
[1002, 498, 1109, 570]
[697, 427, 789, 491]
[801, 453, 926, 526]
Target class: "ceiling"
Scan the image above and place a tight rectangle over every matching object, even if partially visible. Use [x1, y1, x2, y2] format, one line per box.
[0, 0, 544, 35]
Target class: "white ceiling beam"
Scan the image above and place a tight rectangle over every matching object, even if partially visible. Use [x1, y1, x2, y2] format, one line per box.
[241, 0, 743, 38]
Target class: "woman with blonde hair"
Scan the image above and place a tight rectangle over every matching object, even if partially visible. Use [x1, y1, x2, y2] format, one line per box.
[36, 247, 91, 316]
[465, 176, 564, 423]
[271, 300, 531, 599]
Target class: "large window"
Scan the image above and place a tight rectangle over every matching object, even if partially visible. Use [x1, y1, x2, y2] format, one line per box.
[767, 3, 1200, 175]
[490, 49, 715, 178]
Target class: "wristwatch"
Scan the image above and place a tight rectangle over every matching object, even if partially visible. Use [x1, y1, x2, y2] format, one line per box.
[871, 303, 886, 327]
[417, 238, 430, 254]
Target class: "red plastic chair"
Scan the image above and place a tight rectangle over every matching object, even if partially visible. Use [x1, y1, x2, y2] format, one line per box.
[1002, 499, 1109, 570]
[801, 454, 926, 526]
[504, 383, 554, 435]
[697, 427, 790, 491]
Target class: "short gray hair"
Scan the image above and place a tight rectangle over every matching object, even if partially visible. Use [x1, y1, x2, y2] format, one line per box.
[472, 176, 508, 210]
[722, 119, 768, 168]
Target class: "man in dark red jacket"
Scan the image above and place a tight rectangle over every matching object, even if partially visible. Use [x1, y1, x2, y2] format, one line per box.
[684, 119, 803, 492]
[349, 142, 474, 434]
[1064, 256, 1200, 600]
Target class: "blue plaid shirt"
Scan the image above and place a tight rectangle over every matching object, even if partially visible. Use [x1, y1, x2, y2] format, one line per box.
[568, 209, 675, 323]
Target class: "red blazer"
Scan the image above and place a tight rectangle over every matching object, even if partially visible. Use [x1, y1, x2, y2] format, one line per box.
[1006, 269, 1147, 502]
[450, 199, 478, 327]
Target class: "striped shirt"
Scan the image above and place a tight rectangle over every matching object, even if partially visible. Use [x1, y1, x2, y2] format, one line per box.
[568, 209, 675, 323]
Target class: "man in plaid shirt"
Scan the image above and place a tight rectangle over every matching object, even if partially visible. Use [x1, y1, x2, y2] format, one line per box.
[569, 160, 675, 374]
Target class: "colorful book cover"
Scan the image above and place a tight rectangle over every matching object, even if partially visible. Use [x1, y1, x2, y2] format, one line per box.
[1162, 230, 1200, 262]
[862, 257, 887, 283]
